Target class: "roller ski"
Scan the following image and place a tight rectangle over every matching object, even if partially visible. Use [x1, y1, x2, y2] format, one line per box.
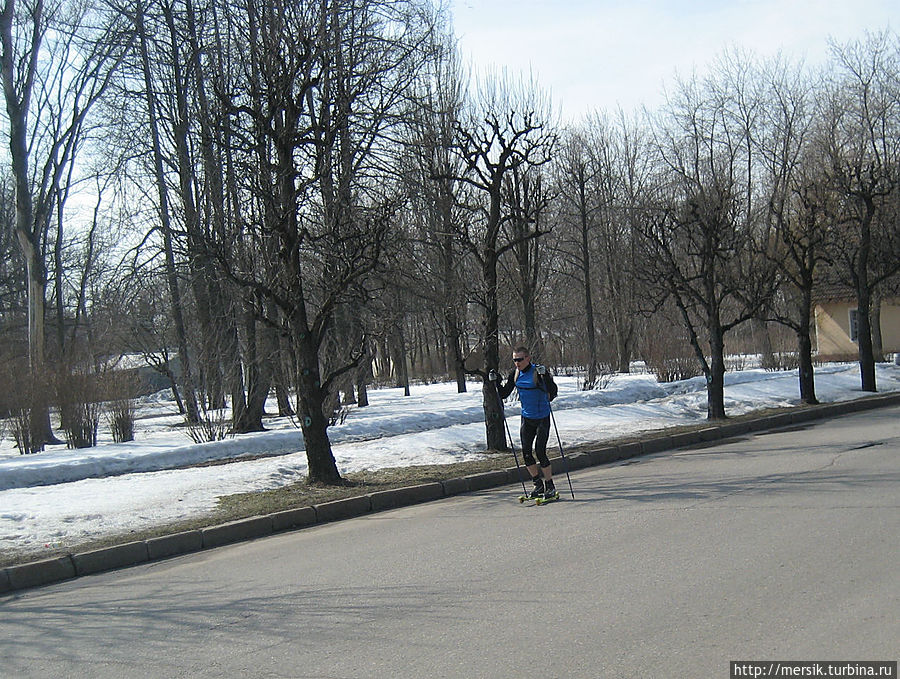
[535, 487, 560, 506]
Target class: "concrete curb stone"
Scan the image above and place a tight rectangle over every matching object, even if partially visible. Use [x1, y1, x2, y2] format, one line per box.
[271, 507, 317, 533]
[73, 541, 149, 576]
[440, 477, 470, 496]
[368, 483, 444, 512]
[588, 446, 620, 466]
[504, 466, 528, 485]
[313, 496, 372, 524]
[698, 427, 723, 441]
[616, 442, 642, 460]
[146, 530, 203, 561]
[667, 431, 705, 449]
[464, 470, 508, 491]
[751, 412, 795, 432]
[564, 452, 593, 471]
[843, 398, 872, 413]
[201, 515, 273, 549]
[7, 555, 76, 591]
[715, 421, 752, 438]
[641, 436, 673, 455]
[5, 391, 900, 594]
[812, 403, 846, 420]
[789, 407, 820, 424]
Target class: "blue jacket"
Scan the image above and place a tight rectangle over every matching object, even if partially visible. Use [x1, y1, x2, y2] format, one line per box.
[497, 364, 557, 419]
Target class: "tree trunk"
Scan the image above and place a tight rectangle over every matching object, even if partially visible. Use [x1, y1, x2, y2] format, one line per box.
[482, 246, 507, 451]
[295, 330, 342, 485]
[136, 3, 199, 423]
[440, 231, 466, 392]
[243, 305, 267, 429]
[579, 176, 599, 386]
[707, 326, 727, 420]
[870, 292, 884, 363]
[163, 1, 231, 415]
[447, 313, 467, 394]
[356, 357, 370, 408]
[516, 236, 539, 355]
[856, 204, 877, 392]
[1, 0, 55, 450]
[797, 329, 817, 405]
[391, 322, 410, 396]
[53, 199, 66, 360]
[614, 329, 632, 374]
[187, 0, 251, 433]
[224, 300, 253, 432]
[796, 286, 818, 405]
[250, 323, 278, 425]
[272, 331, 294, 417]
[753, 317, 775, 370]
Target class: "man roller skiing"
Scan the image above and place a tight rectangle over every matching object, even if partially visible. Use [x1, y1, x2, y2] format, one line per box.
[490, 345, 559, 502]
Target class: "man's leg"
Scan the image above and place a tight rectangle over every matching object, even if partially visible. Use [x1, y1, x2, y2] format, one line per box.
[520, 417, 543, 495]
[534, 416, 554, 490]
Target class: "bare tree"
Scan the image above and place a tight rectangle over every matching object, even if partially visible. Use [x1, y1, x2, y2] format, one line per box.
[609, 111, 655, 373]
[503, 162, 553, 360]
[553, 127, 603, 382]
[212, 0, 434, 484]
[1, 0, 130, 448]
[642, 63, 774, 419]
[756, 56, 828, 403]
[818, 31, 900, 392]
[134, 0, 201, 423]
[407, 33, 471, 392]
[444, 73, 556, 449]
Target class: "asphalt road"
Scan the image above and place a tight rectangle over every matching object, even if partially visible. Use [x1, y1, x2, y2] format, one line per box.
[1, 406, 898, 679]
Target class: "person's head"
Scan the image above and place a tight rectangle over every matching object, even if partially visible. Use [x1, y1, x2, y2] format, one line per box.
[512, 346, 531, 370]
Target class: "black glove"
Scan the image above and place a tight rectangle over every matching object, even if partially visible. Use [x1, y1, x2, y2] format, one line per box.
[536, 365, 547, 375]
[488, 370, 499, 382]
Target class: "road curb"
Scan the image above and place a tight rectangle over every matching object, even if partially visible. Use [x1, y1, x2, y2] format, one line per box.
[440, 477, 470, 496]
[201, 515, 274, 549]
[6, 555, 76, 591]
[73, 541, 149, 577]
[4, 390, 900, 594]
[146, 530, 203, 561]
[270, 507, 317, 533]
[369, 482, 444, 511]
[313, 495, 372, 523]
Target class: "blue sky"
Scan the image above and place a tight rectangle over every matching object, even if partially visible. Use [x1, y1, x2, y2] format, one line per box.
[450, 0, 898, 120]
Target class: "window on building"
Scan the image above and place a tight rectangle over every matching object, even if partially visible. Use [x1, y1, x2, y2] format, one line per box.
[849, 308, 859, 342]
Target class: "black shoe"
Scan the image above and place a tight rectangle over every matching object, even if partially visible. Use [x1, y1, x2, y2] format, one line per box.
[528, 480, 545, 499]
[542, 484, 558, 500]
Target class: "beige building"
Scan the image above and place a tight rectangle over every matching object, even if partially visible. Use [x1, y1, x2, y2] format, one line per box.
[813, 291, 900, 360]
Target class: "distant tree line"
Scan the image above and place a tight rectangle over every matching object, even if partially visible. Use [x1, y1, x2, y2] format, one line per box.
[1, 0, 898, 482]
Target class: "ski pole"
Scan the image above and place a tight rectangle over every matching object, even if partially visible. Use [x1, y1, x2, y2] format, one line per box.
[537, 365, 575, 499]
[489, 371, 528, 495]
[548, 401, 575, 499]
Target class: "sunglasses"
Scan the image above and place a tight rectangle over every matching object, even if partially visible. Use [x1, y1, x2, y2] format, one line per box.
[512, 357, 527, 362]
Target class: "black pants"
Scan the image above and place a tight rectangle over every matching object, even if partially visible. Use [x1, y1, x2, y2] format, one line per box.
[520, 415, 551, 468]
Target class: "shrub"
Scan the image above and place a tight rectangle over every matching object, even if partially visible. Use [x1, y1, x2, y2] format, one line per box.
[639, 313, 703, 383]
[11, 408, 37, 455]
[57, 370, 101, 449]
[102, 369, 140, 443]
[186, 405, 231, 444]
[107, 399, 136, 443]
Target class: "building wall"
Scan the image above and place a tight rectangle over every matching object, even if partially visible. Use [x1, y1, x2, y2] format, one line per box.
[814, 298, 900, 359]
